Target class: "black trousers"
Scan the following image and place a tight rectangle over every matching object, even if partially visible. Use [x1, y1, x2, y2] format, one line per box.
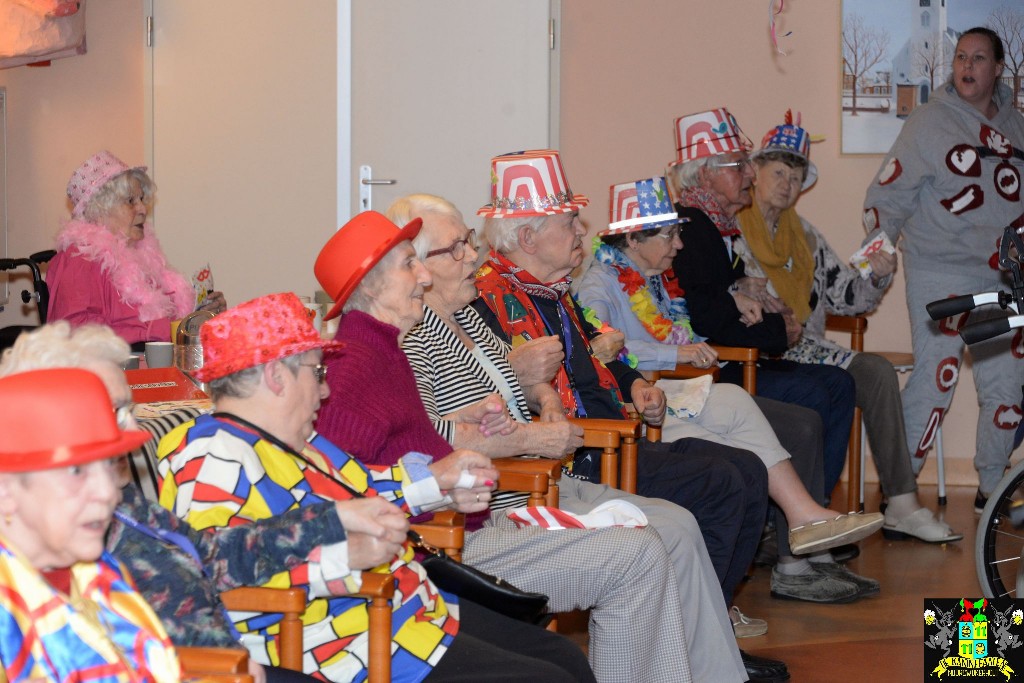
[426, 599, 596, 682]
[635, 437, 769, 604]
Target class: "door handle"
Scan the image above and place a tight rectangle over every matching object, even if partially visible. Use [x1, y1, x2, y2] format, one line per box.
[359, 165, 397, 211]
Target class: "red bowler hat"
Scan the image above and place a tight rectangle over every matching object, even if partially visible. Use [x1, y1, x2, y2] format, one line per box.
[314, 210, 423, 321]
[0, 368, 151, 472]
[193, 292, 344, 383]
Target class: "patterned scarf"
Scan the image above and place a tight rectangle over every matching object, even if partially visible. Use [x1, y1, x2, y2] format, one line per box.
[592, 242, 695, 345]
[737, 202, 814, 323]
[677, 185, 741, 238]
[475, 250, 628, 419]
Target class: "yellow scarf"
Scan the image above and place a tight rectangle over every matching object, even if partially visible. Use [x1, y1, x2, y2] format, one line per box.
[737, 202, 814, 323]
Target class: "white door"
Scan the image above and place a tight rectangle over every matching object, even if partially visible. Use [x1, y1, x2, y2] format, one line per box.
[146, 1, 555, 306]
[350, 0, 556, 228]
[147, 0, 341, 305]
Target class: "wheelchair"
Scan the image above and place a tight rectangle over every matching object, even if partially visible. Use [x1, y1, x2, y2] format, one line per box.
[0, 249, 55, 351]
[929, 225, 1024, 598]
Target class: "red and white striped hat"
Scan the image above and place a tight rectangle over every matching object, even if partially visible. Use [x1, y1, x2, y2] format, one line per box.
[669, 107, 752, 167]
[477, 149, 589, 218]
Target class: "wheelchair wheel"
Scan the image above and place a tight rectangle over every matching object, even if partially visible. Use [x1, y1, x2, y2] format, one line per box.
[977, 458, 1024, 598]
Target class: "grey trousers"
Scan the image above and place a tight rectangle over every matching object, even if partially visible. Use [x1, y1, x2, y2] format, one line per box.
[463, 477, 746, 683]
[847, 352, 918, 498]
[752, 396, 825, 557]
[904, 268, 1024, 494]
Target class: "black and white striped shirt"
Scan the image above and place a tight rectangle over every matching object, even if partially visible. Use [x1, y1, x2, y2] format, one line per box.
[403, 305, 534, 509]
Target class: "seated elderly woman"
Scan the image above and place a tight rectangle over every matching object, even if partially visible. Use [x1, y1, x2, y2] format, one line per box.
[47, 150, 225, 348]
[312, 210, 750, 683]
[155, 292, 592, 683]
[665, 109, 856, 498]
[575, 176, 882, 604]
[0, 322, 358, 683]
[0, 367, 181, 681]
[732, 113, 960, 544]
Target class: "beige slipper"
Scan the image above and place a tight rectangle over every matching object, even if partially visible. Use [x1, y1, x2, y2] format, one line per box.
[730, 605, 768, 638]
[789, 512, 884, 555]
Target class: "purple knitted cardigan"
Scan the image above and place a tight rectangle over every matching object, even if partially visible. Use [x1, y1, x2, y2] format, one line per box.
[315, 311, 487, 529]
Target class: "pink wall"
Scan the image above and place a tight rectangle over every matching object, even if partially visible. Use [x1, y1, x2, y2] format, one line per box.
[0, 0, 142, 323]
[560, 0, 982, 485]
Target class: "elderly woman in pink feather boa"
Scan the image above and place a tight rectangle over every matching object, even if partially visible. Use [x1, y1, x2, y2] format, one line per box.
[47, 151, 226, 348]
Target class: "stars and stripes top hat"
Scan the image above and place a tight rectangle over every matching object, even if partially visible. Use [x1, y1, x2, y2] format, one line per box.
[477, 149, 589, 218]
[669, 107, 752, 167]
[753, 110, 819, 190]
[599, 176, 685, 237]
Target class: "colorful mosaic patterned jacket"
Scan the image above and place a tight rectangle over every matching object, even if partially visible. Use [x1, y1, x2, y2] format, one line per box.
[0, 537, 180, 682]
[108, 484, 347, 648]
[156, 413, 458, 683]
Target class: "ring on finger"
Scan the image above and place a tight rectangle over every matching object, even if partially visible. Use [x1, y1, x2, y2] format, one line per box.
[475, 493, 480, 503]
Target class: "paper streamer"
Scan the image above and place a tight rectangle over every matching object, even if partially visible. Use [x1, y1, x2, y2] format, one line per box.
[769, 0, 792, 56]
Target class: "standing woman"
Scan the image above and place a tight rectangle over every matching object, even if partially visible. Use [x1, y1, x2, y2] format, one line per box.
[863, 27, 1024, 508]
[48, 151, 226, 348]
[0, 368, 180, 681]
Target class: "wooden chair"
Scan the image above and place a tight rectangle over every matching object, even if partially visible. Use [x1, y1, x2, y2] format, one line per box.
[177, 646, 253, 683]
[825, 314, 867, 512]
[570, 417, 643, 494]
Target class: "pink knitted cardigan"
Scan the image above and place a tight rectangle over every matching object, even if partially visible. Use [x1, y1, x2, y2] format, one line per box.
[54, 220, 194, 322]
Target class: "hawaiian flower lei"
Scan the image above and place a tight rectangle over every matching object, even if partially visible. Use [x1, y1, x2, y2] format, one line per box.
[592, 239, 695, 345]
[580, 305, 640, 369]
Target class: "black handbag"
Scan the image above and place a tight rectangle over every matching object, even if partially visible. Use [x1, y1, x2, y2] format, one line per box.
[410, 529, 550, 625]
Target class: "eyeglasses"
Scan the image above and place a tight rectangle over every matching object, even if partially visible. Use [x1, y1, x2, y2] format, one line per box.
[713, 157, 752, 173]
[113, 403, 135, 430]
[650, 226, 682, 241]
[425, 231, 480, 262]
[300, 362, 328, 384]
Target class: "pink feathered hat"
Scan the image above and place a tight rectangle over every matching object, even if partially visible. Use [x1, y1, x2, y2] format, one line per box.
[67, 150, 147, 218]
[192, 292, 343, 383]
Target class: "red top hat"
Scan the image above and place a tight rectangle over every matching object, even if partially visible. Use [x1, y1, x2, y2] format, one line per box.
[477, 150, 589, 218]
[314, 211, 423, 321]
[0, 368, 151, 472]
[193, 292, 344, 383]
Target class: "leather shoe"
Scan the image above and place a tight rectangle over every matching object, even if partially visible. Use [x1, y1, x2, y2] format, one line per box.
[740, 650, 790, 683]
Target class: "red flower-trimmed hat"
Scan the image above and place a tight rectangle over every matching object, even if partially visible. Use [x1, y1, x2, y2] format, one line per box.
[0, 368, 151, 472]
[67, 150, 147, 219]
[314, 211, 423, 321]
[192, 292, 343, 383]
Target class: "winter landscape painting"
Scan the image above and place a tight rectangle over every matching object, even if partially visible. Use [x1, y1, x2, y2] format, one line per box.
[841, 0, 1023, 154]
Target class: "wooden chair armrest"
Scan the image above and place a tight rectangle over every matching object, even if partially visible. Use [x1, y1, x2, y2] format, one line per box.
[569, 417, 642, 439]
[357, 571, 396, 599]
[412, 513, 465, 561]
[493, 456, 562, 495]
[220, 586, 306, 614]
[177, 646, 249, 675]
[825, 314, 867, 352]
[709, 345, 759, 362]
[825, 314, 867, 334]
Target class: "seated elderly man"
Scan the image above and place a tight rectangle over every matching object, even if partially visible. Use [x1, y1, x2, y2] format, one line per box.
[473, 151, 879, 583]
[313, 211, 751, 682]
[156, 293, 594, 683]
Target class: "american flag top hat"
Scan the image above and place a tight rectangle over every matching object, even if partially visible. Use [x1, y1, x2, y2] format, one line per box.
[477, 149, 589, 218]
[669, 107, 752, 167]
[752, 110, 819, 190]
[599, 176, 686, 237]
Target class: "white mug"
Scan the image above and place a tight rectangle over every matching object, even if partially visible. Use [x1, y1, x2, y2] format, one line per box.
[145, 341, 174, 369]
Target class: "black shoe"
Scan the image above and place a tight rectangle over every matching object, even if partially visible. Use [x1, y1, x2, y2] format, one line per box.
[830, 543, 860, 563]
[740, 649, 790, 682]
[753, 526, 779, 567]
[975, 489, 989, 515]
